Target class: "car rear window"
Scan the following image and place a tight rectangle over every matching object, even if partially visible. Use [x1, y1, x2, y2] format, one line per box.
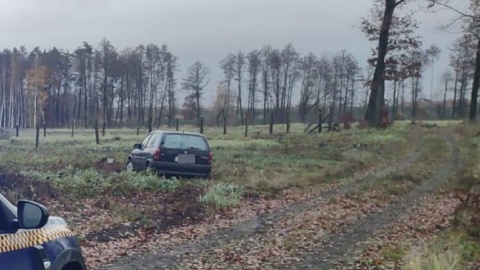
[162, 134, 209, 151]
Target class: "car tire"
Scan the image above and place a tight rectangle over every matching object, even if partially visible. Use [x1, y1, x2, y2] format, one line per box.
[125, 160, 134, 172]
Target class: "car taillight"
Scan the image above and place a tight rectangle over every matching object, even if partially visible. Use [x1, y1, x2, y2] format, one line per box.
[208, 151, 213, 164]
[153, 149, 161, 161]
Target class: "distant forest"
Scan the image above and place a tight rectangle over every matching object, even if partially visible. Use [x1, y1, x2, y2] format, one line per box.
[0, 19, 476, 129]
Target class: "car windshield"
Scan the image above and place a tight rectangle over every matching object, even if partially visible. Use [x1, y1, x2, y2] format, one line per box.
[162, 134, 208, 151]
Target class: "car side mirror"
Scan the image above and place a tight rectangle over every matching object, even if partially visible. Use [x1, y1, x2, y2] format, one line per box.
[133, 143, 142, 150]
[17, 200, 49, 229]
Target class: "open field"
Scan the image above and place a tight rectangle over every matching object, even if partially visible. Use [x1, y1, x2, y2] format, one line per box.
[1, 120, 480, 269]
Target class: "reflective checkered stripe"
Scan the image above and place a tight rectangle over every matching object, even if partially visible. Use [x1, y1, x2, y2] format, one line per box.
[0, 225, 74, 253]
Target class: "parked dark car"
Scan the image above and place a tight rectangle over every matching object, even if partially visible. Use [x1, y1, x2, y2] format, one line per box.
[125, 130, 213, 178]
[0, 192, 86, 270]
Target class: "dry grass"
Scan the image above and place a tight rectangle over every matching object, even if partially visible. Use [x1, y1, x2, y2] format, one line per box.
[405, 231, 479, 270]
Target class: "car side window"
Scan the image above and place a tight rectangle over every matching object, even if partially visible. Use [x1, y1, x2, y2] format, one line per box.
[146, 134, 159, 149]
[141, 135, 152, 149]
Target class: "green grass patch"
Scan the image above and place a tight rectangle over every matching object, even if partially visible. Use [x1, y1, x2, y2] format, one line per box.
[20, 167, 182, 198]
[199, 183, 245, 209]
[0, 123, 419, 197]
[382, 246, 406, 263]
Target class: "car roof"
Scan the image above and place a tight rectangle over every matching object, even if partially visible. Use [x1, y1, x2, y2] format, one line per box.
[149, 130, 207, 138]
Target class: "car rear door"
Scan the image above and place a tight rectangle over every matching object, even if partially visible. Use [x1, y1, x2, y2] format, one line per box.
[159, 133, 210, 165]
[131, 134, 152, 170]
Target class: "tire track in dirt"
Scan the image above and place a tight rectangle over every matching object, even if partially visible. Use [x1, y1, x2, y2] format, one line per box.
[103, 132, 426, 270]
[282, 133, 460, 270]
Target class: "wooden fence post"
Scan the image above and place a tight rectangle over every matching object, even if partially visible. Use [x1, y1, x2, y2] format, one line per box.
[269, 111, 274, 134]
[200, 117, 204, 134]
[95, 120, 100, 145]
[136, 127, 140, 136]
[43, 123, 46, 137]
[286, 111, 291, 133]
[318, 109, 323, 133]
[71, 122, 74, 138]
[328, 107, 334, 132]
[15, 125, 19, 137]
[176, 119, 179, 131]
[102, 122, 106, 137]
[35, 125, 40, 149]
[245, 113, 249, 137]
[223, 116, 227, 135]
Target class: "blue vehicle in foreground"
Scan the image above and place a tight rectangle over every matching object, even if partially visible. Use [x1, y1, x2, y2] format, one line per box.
[0, 193, 86, 270]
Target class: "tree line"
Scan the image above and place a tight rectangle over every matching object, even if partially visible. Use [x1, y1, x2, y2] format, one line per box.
[0, 39, 179, 130]
[1, 0, 479, 129]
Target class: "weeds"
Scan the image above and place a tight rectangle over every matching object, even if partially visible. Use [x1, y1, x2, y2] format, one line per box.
[408, 248, 460, 270]
[199, 183, 245, 209]
[20, 168, 181, 197]
[382, 246, 405, 263]
[406, 231, 478, 270]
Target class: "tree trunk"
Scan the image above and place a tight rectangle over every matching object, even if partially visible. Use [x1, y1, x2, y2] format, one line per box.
[365, 0, 396, 127]
[392, 79, 397, 120]
[452, 67, 458, 119]
[196, 87, 201, 127]
[443, 80, 448, 120]
[469, 38, 480, 123]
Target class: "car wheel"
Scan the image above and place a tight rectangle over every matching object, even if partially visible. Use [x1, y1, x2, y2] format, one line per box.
[125, 160, 134, 172]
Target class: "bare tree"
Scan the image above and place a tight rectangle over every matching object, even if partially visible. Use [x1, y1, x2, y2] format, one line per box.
[260, 46, 272, 125]
[260, 46, 272, 124]
[449, 34, 475, 119]
[298, 53, 318, 122]
[220, 53, 236, 121]
[246, 50, 261, 122]
[96, 38, 118, 128]
[182, 61, 210, 126]
[145, 44, 163, 132]
[425, 44, 441, 100]
[234, 52, 245, 125]
[441, 70, 454, 119]
[361, 0, 418, 127]
[163, 47, 178, 128]
[403, 49, 428, 118]
[281, 43, 300, 122]
[428, 0, 480, 122]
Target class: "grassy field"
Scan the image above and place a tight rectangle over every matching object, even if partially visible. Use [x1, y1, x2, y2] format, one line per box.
[2, 120, 479, 269]
[0, 122, 415, 199]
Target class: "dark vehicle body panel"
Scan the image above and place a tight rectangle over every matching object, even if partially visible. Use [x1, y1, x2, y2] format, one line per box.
[128, 130, 212, 178]
[0, 193, 86, 270]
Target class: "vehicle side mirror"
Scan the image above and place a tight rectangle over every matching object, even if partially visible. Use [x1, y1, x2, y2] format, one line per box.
[133, 143, 142, 150]
[17, 200, 49, 229]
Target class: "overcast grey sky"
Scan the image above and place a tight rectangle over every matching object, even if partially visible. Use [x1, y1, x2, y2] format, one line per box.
[0, 0, 465, 106]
